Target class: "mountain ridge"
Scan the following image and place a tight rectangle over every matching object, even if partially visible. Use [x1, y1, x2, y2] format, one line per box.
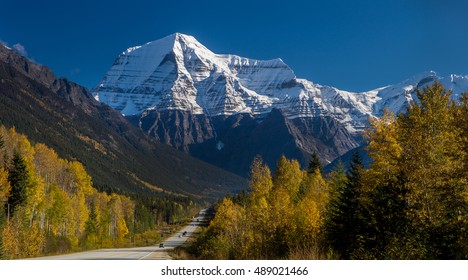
[0, 43, 247, 198]
[93, 33, 468, 134]
[91, 33, 468, 176]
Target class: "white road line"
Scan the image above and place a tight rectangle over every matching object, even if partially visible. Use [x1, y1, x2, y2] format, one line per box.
[138, 248, 157, 260]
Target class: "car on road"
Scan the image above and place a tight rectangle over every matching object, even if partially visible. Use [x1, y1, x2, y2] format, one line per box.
[159, 243, 164, 248]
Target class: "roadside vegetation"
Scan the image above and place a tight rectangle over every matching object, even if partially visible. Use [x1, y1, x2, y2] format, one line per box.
[0, 126, 198, 259]
[189, 82, 467, 260]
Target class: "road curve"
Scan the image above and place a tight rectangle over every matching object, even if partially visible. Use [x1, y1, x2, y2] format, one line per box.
[32, 209, 207, 260]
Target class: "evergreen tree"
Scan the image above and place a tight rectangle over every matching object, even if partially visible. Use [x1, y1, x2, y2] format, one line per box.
[0, 134, 4, 152]
[307, 152, 322, 174]
[0, 133, 4, 167]
[325, 151, 364, 259]
[83, 202, 100, 248]
[7, 152, 31, 215]
[358, 177, 411, 259]
[326, 160, 347, 202]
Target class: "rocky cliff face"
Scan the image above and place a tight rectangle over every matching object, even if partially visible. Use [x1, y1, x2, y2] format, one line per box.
[92, 33, 468, 175]
[129, 107, 358, 176]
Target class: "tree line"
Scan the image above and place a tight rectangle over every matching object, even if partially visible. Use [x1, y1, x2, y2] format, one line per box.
[190, 82, 467, 259]
[0, 125, 196, 259]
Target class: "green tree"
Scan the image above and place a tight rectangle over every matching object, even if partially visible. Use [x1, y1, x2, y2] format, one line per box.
[325, 151, 365, 259]
[326, 161, 348, 202]
[357, 177, 412, 259]
[83, 201, 100, 249]
[7, 153, 31, 214]
[307, 152, 322, 174]
[0, 133, 4, 166]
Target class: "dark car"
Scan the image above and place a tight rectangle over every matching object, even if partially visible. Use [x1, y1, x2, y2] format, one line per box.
[159, 243, 164, 248]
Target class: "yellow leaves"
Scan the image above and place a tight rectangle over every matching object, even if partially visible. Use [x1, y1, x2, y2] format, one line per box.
[205, 155, 331, 259]
[395, 83, 467, 223]
[249, 156, 273, 198]
[210, 198, 237, 232]
[1, 220, 21, 259]
[298, 197, 321, 236]
[116, 218, 129, 241]
[69, 161, 93, 195]
[0, 167, 11, 204]
[47, 185, 73, 236]
[365, 109, 402, 186]
[0, 124, 140, 257]
[273, 156, 303, 202]
[1, 208, 45, 259]
[76, 133, 108, 155]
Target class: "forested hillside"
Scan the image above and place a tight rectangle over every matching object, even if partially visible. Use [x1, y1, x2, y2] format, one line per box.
[0, 43, 247, 200]
[0, 126, 196, 259]
[190, 83, 467, 260]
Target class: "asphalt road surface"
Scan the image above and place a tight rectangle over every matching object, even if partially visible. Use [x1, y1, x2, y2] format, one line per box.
[32, 209, 208, 260]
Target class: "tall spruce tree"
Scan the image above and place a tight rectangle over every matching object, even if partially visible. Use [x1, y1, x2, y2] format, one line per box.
[0, 134, 5, 167]
[358, 176, 411, 259]
[7, 152, 31, 215]
[0, 134, 4, 151]
[325, 151, 364, 259]
[307, 152, 322, 174]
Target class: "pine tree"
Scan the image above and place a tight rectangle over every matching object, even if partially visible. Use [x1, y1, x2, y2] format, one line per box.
[358, 177, 411, 259]
[0, 134, 4, 155]
[325, 151, 364, 259]
[326, 160, 347, 202]
[7, 152, 31, 215]
[0, 133, 5, 167]
[83, 201, 100, 248]
[307, 152, 322, 174]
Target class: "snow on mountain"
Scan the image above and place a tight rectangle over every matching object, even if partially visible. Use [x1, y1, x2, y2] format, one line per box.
[92, 33, 468, 134]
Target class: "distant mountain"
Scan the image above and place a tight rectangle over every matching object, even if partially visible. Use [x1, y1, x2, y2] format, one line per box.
[92, 33, 468, 175]
[0, 43, 247, 200]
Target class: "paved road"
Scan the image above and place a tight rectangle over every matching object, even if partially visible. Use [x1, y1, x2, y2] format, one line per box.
[32, 209, 207, 260]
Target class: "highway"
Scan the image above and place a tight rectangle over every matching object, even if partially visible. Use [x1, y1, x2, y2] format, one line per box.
[32, 209, 207, 260]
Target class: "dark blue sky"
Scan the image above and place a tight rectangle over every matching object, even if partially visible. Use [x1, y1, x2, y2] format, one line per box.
[1, 0, 467, 92]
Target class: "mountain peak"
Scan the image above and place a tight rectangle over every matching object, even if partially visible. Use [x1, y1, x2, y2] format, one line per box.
[93, 34, 467, 130]
[124, 33, 205, 54]
[93, 33, 297, 116]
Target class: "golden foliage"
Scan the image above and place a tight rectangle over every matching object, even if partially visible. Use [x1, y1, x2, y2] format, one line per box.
[0, 125, 136, 258]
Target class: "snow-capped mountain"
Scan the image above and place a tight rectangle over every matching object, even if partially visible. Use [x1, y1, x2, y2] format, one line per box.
[93, 33, 467, 134]
[92, 33, 468, 176]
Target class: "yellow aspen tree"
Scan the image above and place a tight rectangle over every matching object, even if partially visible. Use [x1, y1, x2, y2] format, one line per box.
[398, 83, 464, 223]
[247, 156, 273, 259]
[364, 109, 402, 187]
[1, 220, 20, 259]
[302, 169, 329, 214]
[46, 185, 72, 236]
[0, 167, 11, 208]
[396, 82, 467, 258]
[273, 156, 303, 202]
[296, 194, 321, 243]
[69, 161, 94, 195]
[33, 144, 60, 188]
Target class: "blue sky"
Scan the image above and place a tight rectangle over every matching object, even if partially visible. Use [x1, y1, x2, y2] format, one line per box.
[1, 0, 467, 92]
